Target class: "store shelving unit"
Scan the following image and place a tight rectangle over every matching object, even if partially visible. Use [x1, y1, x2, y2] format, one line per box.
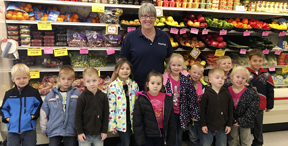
[18, 46, 121, 51]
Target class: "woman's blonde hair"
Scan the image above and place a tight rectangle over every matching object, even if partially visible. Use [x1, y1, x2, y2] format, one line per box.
[230, 66, 250, 86]
[166, 53, 187, 72]
[138, 3, 156, 18]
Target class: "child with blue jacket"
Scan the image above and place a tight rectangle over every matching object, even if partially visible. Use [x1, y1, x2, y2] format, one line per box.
[0, 63, 43, 146]
[40, 66, 81, 146]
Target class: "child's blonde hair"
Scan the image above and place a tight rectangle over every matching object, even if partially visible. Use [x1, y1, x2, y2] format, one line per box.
[216, 56, 231, 66]
[166, 53, 187, 72]
[208, 67, 224, 78]
[230, 66, 250, 86]
[11, 63, 30, 78]
[83, 67, 99, 79]
[190, 62, 205, 72]
[59, 66, 75, 78]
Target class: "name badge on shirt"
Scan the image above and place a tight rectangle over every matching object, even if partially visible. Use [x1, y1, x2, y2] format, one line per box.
[158, 42, 166, 46]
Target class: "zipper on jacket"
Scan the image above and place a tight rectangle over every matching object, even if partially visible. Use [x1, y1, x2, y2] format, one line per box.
[19, 91, 22, 133]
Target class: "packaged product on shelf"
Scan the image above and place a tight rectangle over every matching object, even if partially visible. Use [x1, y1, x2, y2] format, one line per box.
[67, 29, 87, 47]
[44, 32, 55, 35]
[104, 34, 123, 47]
[265, 54, 277, 66]
[42, 57, 63, 68]
[39, 74, 59, 95]
[31, 39, 42, 43]
[8, 31, 19, 36]
[56, 42, 67, 46]
[20, 30, 30, 35]
[47, 9, 60, 22]
[98, 8, 123, 24]
[19, 25, 30, 30]
[29, 80, 40, 89]
[89, 51, 107, 67]
[5, 3, 30, 20]
[86, 30, 105, 47]
[69, 52, 89, 68]
[7, 25, 18, 31]
[31, 43, 42, 46]
[8, 36, 19, 41]
[20, 35, 31, 41]
[31, 31, 42, 36]
[44, 40, 55, 43]
[56, 34, 67, 41]
[14, 55, 37, 66]
[277, 53, 288, 65]
[279, 41, 288, 51]
[21, 41, 30, 46]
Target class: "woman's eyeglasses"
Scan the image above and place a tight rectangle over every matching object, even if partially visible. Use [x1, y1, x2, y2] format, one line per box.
[140, 15, 156, 19]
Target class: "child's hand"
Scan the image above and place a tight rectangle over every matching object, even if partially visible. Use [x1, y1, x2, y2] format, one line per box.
[265, 108, 271, 112]
[225, 126, 231, 134]
[6, 118, 10, 122]
[101, 133, 107, 141]
[192, 118, 198, 121]
[202, 126, 208, 134]
[233, 122, 240, 126]
[78, 133, 86, 142]
[31, 115, 35, 119]
[111, 131, 117, 135]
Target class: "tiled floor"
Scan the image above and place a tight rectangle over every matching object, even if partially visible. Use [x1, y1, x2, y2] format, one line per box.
[182, 130, 288, 146]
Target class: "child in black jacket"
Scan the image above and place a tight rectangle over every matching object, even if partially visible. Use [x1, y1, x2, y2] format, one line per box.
[133, 71, 176, 146]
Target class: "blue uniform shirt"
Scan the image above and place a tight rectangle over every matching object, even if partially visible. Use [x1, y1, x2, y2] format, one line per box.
[119, 27, 173, 90]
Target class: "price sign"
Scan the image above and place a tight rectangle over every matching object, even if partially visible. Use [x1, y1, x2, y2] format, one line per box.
[106, 24, 118, 35]
[107, 48, 115, 55]
[127, 27, 136, 32]
[215, 49, 226, 56]
[279, 31, 286, 37]
[233, 65, 237, 70]
[190, 28, 199, 34]
[92, 4, 105, 13]
[243, 30, 250, 36]
[269, 67, 275, 72]
[98, 70, 101, 77]
[54, 48, 68, 57]
[240, 49, 247, 54]
[170, 28, 179, 34]
[30, 70, 40, 79]
[190, 47, 201, 59]
[282, 66, 288, 74]
[263, 49, 269, 54]
[275, 50, 281, 55]
[202, 28, 208, 35]
[37, 22, 52, 30]
[262, 31, 269, 36]
[44, 48, 53, 54]
[156, 7, 163, 17]
[180, 28, 186, 34]
[219, 29, 227, 35]
[27, 48, 42, 56]
[80, 48, 89, 54]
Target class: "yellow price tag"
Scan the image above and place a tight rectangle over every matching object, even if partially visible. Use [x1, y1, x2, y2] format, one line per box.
[215, 49, 226, 56]
[27, 48, 42, 56]
[92, 4, 105, 13]
[30, 70, 40, 79]
[282, 66, 288, 74]
[98, 69, 100, 77]
[37, 22, 52, 30]
[106, 24, 118, 35]
[232, 65, 237, 70]
[54, 48, 68, 57]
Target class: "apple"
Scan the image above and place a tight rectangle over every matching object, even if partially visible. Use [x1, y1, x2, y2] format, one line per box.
[193, 19, 198, 23]
[198, 16, 205, 23]
[211, 41, 219, 47]
[212, 33, 218, 39]
[189, 14, 196, 20]
[197, 14, 203, 19]
[187, 20, 193, 26]
[202, 22, 207, 27]
[206, 34, 212, 39]
[218, 43, 224, 48]
[220, 41, 227, 47]
[201, 36, 206, 40]
[216, 36, 223, 42]
[200, 23, 206, 27]
[207, 40, 212, 45]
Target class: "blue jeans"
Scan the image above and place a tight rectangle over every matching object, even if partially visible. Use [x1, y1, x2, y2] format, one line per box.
[201, 129, 227, 146]
[49, 136, 77, 146]
[188, 121, 203, 146]
[144, 137, 163, 146]
[117, 121, 138, 146]
[174, 114, 183, 146]
[7, 129, 36, 146]
[78, 135, 103, 146]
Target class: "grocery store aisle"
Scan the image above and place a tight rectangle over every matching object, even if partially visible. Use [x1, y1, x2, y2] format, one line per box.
[181, 130, 288, 146]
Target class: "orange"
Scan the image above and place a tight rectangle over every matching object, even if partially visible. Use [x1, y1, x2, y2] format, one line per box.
[41, 17, 45, 21]
[76, 20, 80, 22]
[17, 15, 23, 20]
[24, 7, 30, 12]
[17, 12, 22, 16]
[92, 19, 96, 23]
[73, 14, 79, 19]
[7, 11, 13, 14]
[43, 14, 48, 17]
[58, 18, 63, 22]
[52, 7, 57, 11]
[23, 13, 29, 19]
[37, 5, 42, 10]
[13, 11, 17, 15]
[6, 13, 12, 19]
[29, 17, 35, 21]
[26, 4, 32, 9]
[235, 17, 240, 22]
[47, 7, 51, 11]
[12, 15, 17, 20]
[29, 8, 33, 12]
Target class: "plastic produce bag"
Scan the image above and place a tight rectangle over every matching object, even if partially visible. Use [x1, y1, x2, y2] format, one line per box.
[104, 34, 123, 47]
[86, 30, 105, 47]
[67, 29, 87, 47]
[89, 51, 107, 67]
[99, 8, 123, 24]
[69, 52, 89, 68]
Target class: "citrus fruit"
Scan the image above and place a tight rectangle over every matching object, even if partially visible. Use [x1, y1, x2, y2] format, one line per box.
[37, 5, 42, 10]
[92, 19, 96, 23]
[29, 8, 33, 12]
[17, 15, 23, 20]
[26, 4, 32, 9]
[7, 11, 13, 14]
[24, 7, 29, 12]
[73, 14, 79, 19]
[12, 15, 17, 20]
[17, 12, 22, 16]
[23, 13, 29, 19]
[52, 7, 57, 11]
[29, 17, 35, 21]
[6, 13, 12, 19]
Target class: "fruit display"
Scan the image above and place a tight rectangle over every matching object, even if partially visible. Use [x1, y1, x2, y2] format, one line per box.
[165, 16, 186, 28]
[154, 17, 166, 27]
[174, 33, 205, 49]
[223, 36, 275, 50]
[277, 53, 288, 66]
[225, 17, 252, 30]
[183, 13, 207, 29]
[120, 19, 140, 28]
[269, 22, 287, 31]
[205, 15, 233, 30]
[247, 18, 271, 30]
[6, 3, 31, 20]
[201, 52, 219, 67]
[166, 33, 179, 48]
[200, 33, 227, 49]
[181, 52, 205, 69]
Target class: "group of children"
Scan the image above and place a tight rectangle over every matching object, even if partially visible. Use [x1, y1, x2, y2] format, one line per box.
[0, 49, 274, 146]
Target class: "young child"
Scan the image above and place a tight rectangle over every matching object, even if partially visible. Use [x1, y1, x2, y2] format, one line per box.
[40, 66, 81, 146]
[0, 63, 43, 146]
[247, 49, 274, 146]
[133, 70, 176, 146]
[200, 67, 233, 146]
[75, 67, 109, 146]
[226, 66, 260, 146]
[188, 62, 207, 146]
[108, 58, 139, 146]
[163, 53, 198, 146]
[217, 56, 232, 83]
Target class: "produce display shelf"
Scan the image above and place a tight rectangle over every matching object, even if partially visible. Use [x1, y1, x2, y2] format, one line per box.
[4, 0, 288, 16]
[6, 20, 119, 27]
[206, 65, 287, 70]
[274, 84, 288, 87]
[18, 46, 121, 51]
[175, 46, 283, 52]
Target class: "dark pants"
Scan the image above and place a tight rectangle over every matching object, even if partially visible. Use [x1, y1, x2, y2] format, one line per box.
[144, 137, 163, 146]
[174, 114, 183, 146]
[49, 136, 78, 146]
[201, 129, 227, 146]
[117, 121, 138, 146]
[7, 129, 36, 146]
[188, 121, 203, 146]
[252, 110, 264, 146]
